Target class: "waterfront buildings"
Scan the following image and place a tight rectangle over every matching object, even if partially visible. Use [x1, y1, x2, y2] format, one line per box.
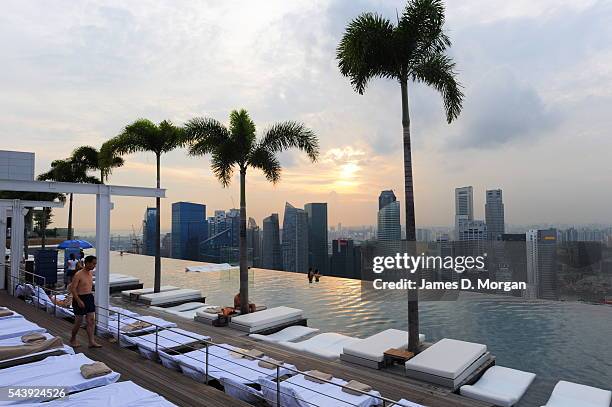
[262, 213, 282, 270]
[526, 229, 558, 300]
[171, 202, 207, 261]
[377, 191, 401, 241]
[305, 202, 328, 274]
[329, 238, 361, 279]
[142, 207, 157, 256]
[485, 189, 505, 240]
[455, 186, 474, 240]
[282, 202, 309, 273]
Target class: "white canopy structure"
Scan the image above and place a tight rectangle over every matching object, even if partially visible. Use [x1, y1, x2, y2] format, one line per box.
[0, 179, 165, 321]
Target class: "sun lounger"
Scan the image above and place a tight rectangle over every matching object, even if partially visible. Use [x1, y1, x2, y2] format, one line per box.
[220, 376, 264, 404]
[459, 365, 536, 406]
[139, 288, 203, 306]
[0, 309, 21, 320]
[109, 306, 141, 319]
[0, 318, 46, 340]
[229, 306, 304, 333]
[279, 332, 362, 361]
[249, 325, 319, 343]
[341, 329, 426, 368]
[97, 315, 177, 344]
[16, 381, 177, 406]
[259, 373, 383, 407]
[185, 263, 236, 272]
[0, 333, 74, 368]
[0, 353, 119, 404]
[121, 286, 179, 301]
[122, 328, 209, 369]
[543, 380, 611, 407]
[391, 399, 426, 407]
[175, 343, 296, 384]
[405, 338, 492, 389]
[152, 302, 217, 320]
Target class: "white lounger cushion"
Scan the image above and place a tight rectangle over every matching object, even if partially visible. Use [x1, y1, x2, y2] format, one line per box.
[140, 289, 202, 305]
[460, 365, 536, 407]
[543, 380, 612, 407]
[250, 325, 319, 343]
[98, 315, 177, 337]
[392, 399, 425, 407]
[230, 306, 302, 328]
[0, 333, 74, 364]
[18, 381, 176, 407]
[121, 286, 179, 299]
[123, 328, 209, 352]
[0, 318, 46, 340]
[343, 329, 426, 362]
[405, 338, 487, 380]
[0, 353, 119, 404]
[279, 333, 362, 361]
[152, 302, 209, 313]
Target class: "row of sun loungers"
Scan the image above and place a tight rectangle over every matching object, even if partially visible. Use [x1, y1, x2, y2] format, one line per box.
[0, 305, 176, 406]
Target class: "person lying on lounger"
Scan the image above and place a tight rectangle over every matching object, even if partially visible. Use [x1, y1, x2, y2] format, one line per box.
[234, 293, 256, 313]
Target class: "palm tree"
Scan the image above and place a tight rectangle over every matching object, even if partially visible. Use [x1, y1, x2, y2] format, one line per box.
[184, 109, 319, 314]
[71, 145, 125, 183]
[38, 159, 100, 240]
[107, 119, 184, 293]
[337, 0, 463, 351]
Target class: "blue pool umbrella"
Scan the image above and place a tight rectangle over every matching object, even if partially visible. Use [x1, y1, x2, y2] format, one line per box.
[58, 239, 93, 249]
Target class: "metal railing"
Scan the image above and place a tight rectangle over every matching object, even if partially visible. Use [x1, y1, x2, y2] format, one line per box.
[9, 271, 405, 407]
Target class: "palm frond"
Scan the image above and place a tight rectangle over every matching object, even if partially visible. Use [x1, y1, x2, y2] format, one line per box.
[248, 144, 281, 184]
[260, 121, 319, 162]
[113, 119, 159, 155]
[229, 109, 257, 160]
[210, 152, 235, 187]
[184, 117, 231, 156]
[158, 120, 185, 153]
[410, 52, 463, 122]
[398, 0, 450, 58]
[336, 12, 397, 94]
[70, 146, 100, 170]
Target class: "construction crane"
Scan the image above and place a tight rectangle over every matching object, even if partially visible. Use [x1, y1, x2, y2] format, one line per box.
[130, 224, 142, 254]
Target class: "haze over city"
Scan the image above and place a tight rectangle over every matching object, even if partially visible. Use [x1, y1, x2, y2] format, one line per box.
[1, 0, 611, 231]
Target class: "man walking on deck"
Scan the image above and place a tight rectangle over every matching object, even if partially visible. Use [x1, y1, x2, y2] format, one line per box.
[69, 255, 102, 348]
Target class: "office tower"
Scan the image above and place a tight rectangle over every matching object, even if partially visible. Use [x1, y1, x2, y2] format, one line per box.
[416, 228, 433, 242]
[282, 202, 309, 273]
[330, 239, 362, 279]
[378, 190, 397, 210]
[305, 203, 328, 274]
[247, 217, 262, 267]
[377, 197, 401, 241]
[485, 189, 505, 240]
[160, 233, 172, 257]
[142, 207, 157, 256]
[455, 186, 474, 239]
[262, 213, 282, 270]
[457, 220, 487, 242]
[171, 202, 207, 260]
[526, 229, 558, 300]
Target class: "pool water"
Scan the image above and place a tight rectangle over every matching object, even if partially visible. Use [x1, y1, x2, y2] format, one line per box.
[110, 252, 612, 406]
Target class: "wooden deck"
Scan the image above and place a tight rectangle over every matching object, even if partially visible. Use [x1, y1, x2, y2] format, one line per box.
[1, 291, 493, 407]
[0, 292, 250, 407]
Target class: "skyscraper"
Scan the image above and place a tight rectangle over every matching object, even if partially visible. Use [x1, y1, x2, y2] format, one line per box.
[485, 189, 505, 240]
[282, 202, 309, 273]
[378, 190, 397, 210]
[455, 186, 474, 239]
[304, 203, 328, 274]
[171, 202, 207, 260]
[142, 207, 157, 256]
[526, 229, 558, 300]
[262, 213, 282, 270]
[377, 191, 400, 241]
[330, 239, 362, 279]
[247, 217, 262, 267]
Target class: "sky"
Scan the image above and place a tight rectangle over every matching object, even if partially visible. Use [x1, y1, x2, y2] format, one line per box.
[1, 0, 611, 232]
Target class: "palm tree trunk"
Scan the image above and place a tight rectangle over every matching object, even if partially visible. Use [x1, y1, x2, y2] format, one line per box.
[239, 169, 249, 314]
[401, 79, 420, 352]
[154, 153, 161, 293]
[67, 193, 73, 240]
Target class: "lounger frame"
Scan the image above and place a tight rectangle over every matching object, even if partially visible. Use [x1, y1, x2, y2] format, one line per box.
[405, 352, 495, 390]
[339, 352, 383, 369]
[229, 317, 307, 334]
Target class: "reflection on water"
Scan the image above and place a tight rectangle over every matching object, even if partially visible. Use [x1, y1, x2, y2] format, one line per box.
[110, 252, 612, 406]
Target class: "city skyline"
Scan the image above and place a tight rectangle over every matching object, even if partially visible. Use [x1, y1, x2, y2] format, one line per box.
[3, 1, 612, 231]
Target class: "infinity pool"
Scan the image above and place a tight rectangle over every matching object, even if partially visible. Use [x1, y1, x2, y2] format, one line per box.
[110, 252, 612, 406]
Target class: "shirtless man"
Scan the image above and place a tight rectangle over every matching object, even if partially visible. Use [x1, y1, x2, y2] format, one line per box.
[69, 255, 101, 348]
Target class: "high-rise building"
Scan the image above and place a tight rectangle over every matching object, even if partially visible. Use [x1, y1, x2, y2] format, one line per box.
[282, 202, 309, 273]
[377, 193, 400, 241]
[330, 239, 362, 279]
[305, 203, 328, 274]
[171, 202, 207, 260]
[526, 229, 558, 300]
[142, 207, 157, 256]
[485, 189, 505, 240]
[247, 217, 262, 267]
[457, 220, 487, 242]
[455, 186, 474, 239]
[262, 213, 282, 270]
[378, 190, 397, 210]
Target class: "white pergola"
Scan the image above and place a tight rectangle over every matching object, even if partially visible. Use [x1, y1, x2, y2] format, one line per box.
[0, 179, 165, 321]
[0, 198, 65, 291]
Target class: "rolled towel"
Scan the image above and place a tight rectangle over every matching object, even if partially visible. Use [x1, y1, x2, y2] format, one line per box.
[21, 333, 47, 343]
[203, 306, 223, 314]
[229, 348, 248, 359]
[341, 380, 372, 396]
[244, 349, 264, 361]
[304, 370, 333, 384]
[0, 310, 14, 317]
[258, 358, 283, 369]
[121, 321, 152, 332]
[80, 362, 112, 379]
